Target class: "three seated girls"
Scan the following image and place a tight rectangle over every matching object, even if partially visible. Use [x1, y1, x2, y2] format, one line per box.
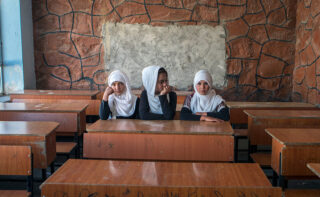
[99, 66, 230, 122]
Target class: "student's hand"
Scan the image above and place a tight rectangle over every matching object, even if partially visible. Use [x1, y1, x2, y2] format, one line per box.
[200, 116, 223, 122]
[196, 112, 207, 116]
[102, 86, 114, 101]
[160, 85, 172, 95]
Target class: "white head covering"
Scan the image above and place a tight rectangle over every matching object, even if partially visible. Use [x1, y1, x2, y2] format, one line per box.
[142, 65, 163, 114]
[107, 70, 137, 118]
[190, 70, 224, 113]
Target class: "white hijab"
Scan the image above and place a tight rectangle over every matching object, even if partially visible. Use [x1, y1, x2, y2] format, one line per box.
[108, 70, 137, 118]
[190, 70, 224, 113]
[142, 66, 163, 114]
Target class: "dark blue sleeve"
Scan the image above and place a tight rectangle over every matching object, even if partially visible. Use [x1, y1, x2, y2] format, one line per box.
[207, 106, 230, 121]
[99, 100, 111, 120]
[139, 90, 166, 120]
[180, 107, 201, 121]
[158, 91, 177, 120]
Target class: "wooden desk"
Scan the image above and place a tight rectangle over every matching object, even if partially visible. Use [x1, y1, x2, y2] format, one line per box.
[0, 103, 87, 136]
[40, 159, 281, 197]
[245, 110, 320, 145]
[266, 128, 320, 177]
[227, 102, 316, 125]
[132, 90, 190, 104]
[84, 120, 234, 162]
[307, 163, 320, 178]
[10, 89, 100, 115]
[0, 121, 59, 169]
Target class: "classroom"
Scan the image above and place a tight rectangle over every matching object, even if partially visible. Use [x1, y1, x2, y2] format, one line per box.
[0, 0, 319, 196]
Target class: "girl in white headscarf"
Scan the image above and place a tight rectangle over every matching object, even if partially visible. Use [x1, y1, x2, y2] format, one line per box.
[180, 70, 229, 121]
[99, 70, 139, 119]
[139, 66, 177, 120]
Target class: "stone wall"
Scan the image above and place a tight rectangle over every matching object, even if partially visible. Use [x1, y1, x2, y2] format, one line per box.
[293, 0, 320, 104]
[32, 0, 297, 101]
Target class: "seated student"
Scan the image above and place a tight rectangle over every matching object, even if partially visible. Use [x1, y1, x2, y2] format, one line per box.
[99, 70, 139, 119]
[180, 70, 230, 122]
[139, 65, 177, 120]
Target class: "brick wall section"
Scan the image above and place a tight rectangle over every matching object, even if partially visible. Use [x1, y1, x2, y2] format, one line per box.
[293, 0, 320, 104]
[32, 0, 297, 101]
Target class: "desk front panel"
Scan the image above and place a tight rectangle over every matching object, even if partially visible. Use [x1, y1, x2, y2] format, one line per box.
[0, 132, 56, 169]
[248, 118, 320, 145]
[84, 133, 234, 162]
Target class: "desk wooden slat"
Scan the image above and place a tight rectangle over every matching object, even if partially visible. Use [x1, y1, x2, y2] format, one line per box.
[84, 120, 234, 161]
[266, 128, 320, 177]
[0, 103, 87, 135]
[245, 110, 320, 145]
[227, 102, 316, 125]
[10, 89, 99, 99]
[0, 121, 58, 169]
[41, 159, 281, 197]
[307, 163, 320, 178]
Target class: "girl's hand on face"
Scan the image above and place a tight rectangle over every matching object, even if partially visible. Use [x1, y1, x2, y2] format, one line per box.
[160, 85, 172, 95]
[102, 86, 114, 101]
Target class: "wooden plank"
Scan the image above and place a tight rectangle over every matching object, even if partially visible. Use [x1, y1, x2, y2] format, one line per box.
[281, 146, 320, 176]
[0, 121, 58, 169]
[83, 133, 234, 161]
[0, 145, 31, 175]
[250, 153, 271, 167]
[56, 142, 77, 154]
[0, 190, 30, 197]
[10, 89, 99, 99]
[12, 98, 100, 115]
[227, 102, 316, 124]
[284, 189, 320, 197]
[0, 102, 88, 112]
[266, 128, 320, 146]
[247, 115, 320, 145]
[271, 138, 284, 175]
[307, 163, 320, 178]
[87, 119, 234, 135]
[41, 159, 281, 197]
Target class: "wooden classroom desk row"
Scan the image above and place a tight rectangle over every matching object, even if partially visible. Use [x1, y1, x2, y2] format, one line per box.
[0, 121, 58, 170]
[40, 159, 282, 197]
[0, 103, 87, 137]
[84, 119, 234, 162]
[308, 163, 320, 178]
[266, 128, 320, 179]
[245, 109, 320, 146]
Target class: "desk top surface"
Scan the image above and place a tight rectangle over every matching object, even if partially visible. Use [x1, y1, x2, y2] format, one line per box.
[41, 159, 271, 187]
[307, 163, 320, 178]
[10, 89, 100, 96]
[226, 102, 315, 109]
[0, 103, 88, 112]
[266, 128, 320, 145]
[87, 119, 233, 135]
[244, 110, 320, 119]
[0, 121, 59, 136]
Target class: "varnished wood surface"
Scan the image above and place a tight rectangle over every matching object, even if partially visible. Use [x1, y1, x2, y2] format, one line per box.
[0, 121, 57, 169]
[10, 89, 99, 98]
[0, 103, 88, 112]
[56, 142, 77, 154]
[0, 190, 30, 197]
[250, 153, 271, 167]
[87, 119, 233, 135]
[244, 110, 320, 119]
[307, 163, 320, 178]
[284, 189, 320, 197]
[41, 159, 281, 197]
[266, 128, 320, 145]
[12, 98, 100, 115]
[0, 145, 31, 175]
[84, 133, 234, 161]
[227, 102, 315, 108]
[0, 121, 59, 136]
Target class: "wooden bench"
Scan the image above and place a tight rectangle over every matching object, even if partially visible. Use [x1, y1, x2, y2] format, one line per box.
[266, 128, 320, 188]
[307, 163, 320, 178]
[250, 152, 271, 167]
[40, 159, 282, 197]
[0, 145, 33, 197]
[226, 102, 316, 125]
[84, 119, 234, 162]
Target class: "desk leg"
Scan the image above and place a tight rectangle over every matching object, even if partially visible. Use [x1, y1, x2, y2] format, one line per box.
[74, 132, 79, 158]
[42, 169, 47, 180]
[272, 170, 278, 186]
